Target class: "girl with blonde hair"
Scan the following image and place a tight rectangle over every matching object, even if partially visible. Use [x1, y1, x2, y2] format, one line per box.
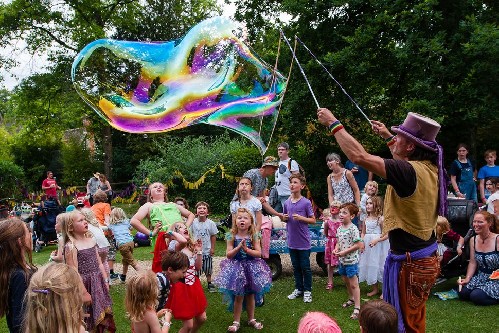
[359, 196, 388, 297]
[63, 211, 116, 332]
[214, 208, 272, 331]
[80, 208, 111, 277]
[125, 270, 172, 333]
[25, 263, 86, 333]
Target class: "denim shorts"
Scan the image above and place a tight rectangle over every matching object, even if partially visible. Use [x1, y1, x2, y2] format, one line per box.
[338, 263, 359, 278]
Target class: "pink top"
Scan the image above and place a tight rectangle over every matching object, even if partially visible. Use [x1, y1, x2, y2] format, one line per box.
[326, 218, 341, 238]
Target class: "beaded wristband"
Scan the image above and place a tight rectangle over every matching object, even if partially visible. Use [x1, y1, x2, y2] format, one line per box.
[386, 136, 396, 146]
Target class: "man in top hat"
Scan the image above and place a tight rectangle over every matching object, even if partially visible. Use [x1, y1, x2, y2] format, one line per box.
[86, 172, 101, 206]
[317, 108, 445, 333]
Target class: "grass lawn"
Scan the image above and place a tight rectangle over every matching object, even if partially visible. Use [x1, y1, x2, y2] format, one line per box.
[1, 203, 497, 332]
[1, 242, 498, 332]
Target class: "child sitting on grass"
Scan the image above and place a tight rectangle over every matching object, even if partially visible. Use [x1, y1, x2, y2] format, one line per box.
[436, 215, 464, 266]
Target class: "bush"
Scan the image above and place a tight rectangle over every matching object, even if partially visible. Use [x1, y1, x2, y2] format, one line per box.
[134, 133, 261, 214]
[0, 160, 25, 198]
[61, 136, 102, 185]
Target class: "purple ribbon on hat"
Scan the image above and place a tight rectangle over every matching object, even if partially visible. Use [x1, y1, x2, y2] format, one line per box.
[398, 125, 447, 217]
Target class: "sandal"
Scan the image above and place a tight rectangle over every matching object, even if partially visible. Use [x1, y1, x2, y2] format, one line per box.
[228, 321, 240, 332]
[325, 283, 333, 290]
[342, 299, 354, 308]
[350, 307, 360, 320]
[248, 319, 263, 330]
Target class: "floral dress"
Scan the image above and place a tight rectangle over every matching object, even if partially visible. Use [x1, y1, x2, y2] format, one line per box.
[466, 235, 499, 299]
[330, 170, 355, 204]
[74, 246, 115, 332]
[324, 218, 341, 266]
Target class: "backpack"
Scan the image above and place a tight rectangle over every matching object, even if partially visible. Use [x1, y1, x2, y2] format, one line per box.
[288, 159, 306, 178]
[268, 185, 279, 208]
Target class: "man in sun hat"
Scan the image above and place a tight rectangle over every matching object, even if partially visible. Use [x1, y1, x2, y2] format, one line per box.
[317, 108, 444, 333]
[86, 172, 101, 206]
[238, 156, 279, 198]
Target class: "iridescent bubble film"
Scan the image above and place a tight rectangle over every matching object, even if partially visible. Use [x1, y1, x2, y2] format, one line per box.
[72, 16, 287, 154]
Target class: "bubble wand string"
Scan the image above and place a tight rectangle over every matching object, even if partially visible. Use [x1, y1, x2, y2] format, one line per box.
[279, 29, 320, 109]
[295, 35, 371, 124]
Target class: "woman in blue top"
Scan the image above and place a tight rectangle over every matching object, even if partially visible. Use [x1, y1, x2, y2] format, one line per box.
[449, 143, 477, 202]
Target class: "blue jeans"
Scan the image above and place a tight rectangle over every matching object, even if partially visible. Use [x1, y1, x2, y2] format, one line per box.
[274, 195, 290, 213]
[289, 249, 312, 292]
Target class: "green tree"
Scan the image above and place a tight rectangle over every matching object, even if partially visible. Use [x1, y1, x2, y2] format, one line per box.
[1, 0, 222, 185]
[230, 0, 498, 206]
[134, 133, 260, 213]
[0, 160, 25, 198]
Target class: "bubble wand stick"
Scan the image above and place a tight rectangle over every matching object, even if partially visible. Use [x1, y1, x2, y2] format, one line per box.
[295, 35, 371, 124]
[280, 29, 320, 109]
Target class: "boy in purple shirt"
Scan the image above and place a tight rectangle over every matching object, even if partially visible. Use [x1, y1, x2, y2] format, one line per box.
[283, 174, 316, 303]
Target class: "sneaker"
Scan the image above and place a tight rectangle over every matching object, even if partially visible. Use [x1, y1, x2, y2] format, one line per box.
[303, 291, 312, 303]
[110, 273, 119, 280]
[207, 283, 217, 292]
[119, 274, 126, 283]
[287, 289, 303, 300]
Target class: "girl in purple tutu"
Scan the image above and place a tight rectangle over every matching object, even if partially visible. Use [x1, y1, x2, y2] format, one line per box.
[214, 208, 272, 332]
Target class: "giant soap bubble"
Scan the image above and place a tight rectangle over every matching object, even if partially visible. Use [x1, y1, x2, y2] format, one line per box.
[72, 16, 287, 154]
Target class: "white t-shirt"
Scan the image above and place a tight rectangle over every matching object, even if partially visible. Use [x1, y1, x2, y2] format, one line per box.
[486, 192, 499, 214]
[190, 218, 218, 255]
[88, 224, 110, 249]
[275, 158, 299, 196]
[230, 197, 262, 225]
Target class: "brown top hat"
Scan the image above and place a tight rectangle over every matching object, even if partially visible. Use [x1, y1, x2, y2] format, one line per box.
[391, 112, 441, 152]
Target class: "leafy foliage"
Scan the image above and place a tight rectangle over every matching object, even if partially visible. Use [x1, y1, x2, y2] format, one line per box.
[0, 160, 25, 198]
[134, 133, 261, 213]
[60, 135, 102, 185]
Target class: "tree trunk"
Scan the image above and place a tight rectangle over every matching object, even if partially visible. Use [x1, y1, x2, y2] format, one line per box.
[102, 125, 113, 181]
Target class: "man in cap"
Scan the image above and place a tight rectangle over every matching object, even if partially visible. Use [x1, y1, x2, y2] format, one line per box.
[274, 142, 300, 213]
[317, 108, 444, 333]
[240, 156, 279, 198]
[86, 172, 101, 206]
